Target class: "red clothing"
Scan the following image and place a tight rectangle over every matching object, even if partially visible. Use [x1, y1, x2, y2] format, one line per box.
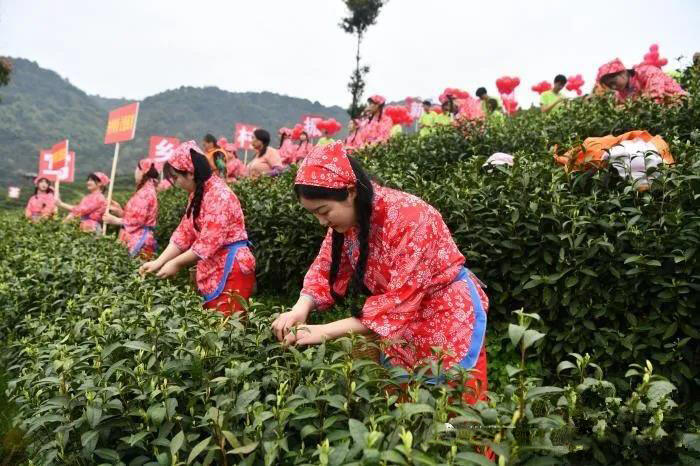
[25, 192, 56, 220]
[294, 141, 314, 162]
[279, 139, 297, 165]
[356, 114, 393, 148]
[170, 175, 255, 299]
[301, 184, 488, 371]
[71, 191, 106, 233]
[617, 64, 686, 103]
[203, 261, 256, 315]
[226, 156, 246, 181]
[118, 180, 158, 257]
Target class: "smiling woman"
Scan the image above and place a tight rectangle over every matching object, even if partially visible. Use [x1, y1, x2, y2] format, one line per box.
[271, 141, 489, 404]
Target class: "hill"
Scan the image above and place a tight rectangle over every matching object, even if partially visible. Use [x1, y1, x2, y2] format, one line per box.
[0, 57, 349, 189]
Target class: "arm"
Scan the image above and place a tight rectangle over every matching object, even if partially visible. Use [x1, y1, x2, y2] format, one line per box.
[155, 248, 199, 279]
[541, 97, 564, 113]
[284, 317, 370, 346]
[139, 242, 185, 276]
[140, 210, 193, 276]
[56, 199, 76, 211]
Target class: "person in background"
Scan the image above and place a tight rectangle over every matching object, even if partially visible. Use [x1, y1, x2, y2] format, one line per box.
[25, 177, 56, 222]
[317, 129, 335, 147]
[220, 141, 245, 181]
[294, 131, 314, 162]
[485, 98, 506, 125]
[103, 159, 159, 259]
[418, 100, 438, 136]
[272, 142, 489, 405]
[344, 119, 362, 151]
[56, 172, 109, 234]
[139, 141, 256, 316]
[246, 129, 284, 178]
[540, 74, 568, 113]
[355, 95, 393, 148]
[476, 87, 500, 114]
[278, 128, 297, 165]
[202, 134, 228, 177]
[597, 58, 686, 104]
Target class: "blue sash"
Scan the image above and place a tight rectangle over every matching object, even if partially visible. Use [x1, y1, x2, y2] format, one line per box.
[379, 266, 487, 383]
[81, 215, 101, 234]
[128, 226, 157, 258]
[201, 240, 251, 303]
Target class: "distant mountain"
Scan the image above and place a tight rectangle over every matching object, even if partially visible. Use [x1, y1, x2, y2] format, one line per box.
[0, 57, 349, 187]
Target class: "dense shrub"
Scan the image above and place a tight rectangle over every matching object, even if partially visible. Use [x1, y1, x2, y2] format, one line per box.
[155, 73, 700, 404]
[0, 217, 698, 464]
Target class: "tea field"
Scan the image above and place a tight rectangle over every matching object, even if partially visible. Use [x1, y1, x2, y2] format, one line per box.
[1, 68, 699, 464]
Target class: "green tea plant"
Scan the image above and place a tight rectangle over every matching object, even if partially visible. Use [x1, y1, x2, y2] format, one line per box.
[0, 216, 698, 464]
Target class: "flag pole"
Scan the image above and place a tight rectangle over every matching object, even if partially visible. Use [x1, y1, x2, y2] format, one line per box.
[244, 149, 249, 165]
[102, 142, 120, 235]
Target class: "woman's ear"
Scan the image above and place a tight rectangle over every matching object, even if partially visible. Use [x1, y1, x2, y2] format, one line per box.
[346, 185, 357, 203]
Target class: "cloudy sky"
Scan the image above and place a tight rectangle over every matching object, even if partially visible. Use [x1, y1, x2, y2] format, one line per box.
[1, 0, 698, 108]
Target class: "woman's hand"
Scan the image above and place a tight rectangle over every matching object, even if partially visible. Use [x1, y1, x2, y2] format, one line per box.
[272, 304, 311, 342]
[283, 324, 328, 346]
[155, 260, 182, 279]
[102, 212, 121, 225]
[139, 260, 162, 276]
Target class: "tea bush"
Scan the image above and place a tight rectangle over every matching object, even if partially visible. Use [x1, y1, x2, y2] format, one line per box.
[1, 216, 698, 464]
[155, 73, 700, 404]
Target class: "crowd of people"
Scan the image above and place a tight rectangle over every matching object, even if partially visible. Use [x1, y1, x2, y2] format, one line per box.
[23, 53, 695, 408]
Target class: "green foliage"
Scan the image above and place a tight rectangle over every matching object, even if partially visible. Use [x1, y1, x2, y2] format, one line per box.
[0, 58, 349, 188]
[153, 70, 700, 407]
[0, 216, 696, 464]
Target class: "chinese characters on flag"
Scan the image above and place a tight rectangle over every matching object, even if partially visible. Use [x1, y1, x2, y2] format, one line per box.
[301, 115, 322, 137]
[104, 102, 140, 144]
[234, 124, 257, 150]
[148, 136, 180, 169]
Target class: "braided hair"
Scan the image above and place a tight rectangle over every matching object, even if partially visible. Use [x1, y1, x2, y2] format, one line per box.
[163, 149, 212, 231]
[294, 156, 374, 316]
[136, 162, 160, 190]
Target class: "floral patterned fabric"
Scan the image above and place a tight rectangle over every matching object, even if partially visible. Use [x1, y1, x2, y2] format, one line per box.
[301, 184, 489, 370]
[118, 180, 158, 256]
[71, 191, 107, 232]
[279, 139, 298, 165]
[618, 64, 686, 103]
[295, 142, 356, 189]
[25, 192, 56, 220]
[170, 175, 255, 297]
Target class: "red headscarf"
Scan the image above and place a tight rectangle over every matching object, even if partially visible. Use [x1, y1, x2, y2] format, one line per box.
[368, 94, 386, 105]
[94, 172, 110, 186]
[295, 141, 357, 189]
[597, 58, 626, 83]
[168, 140, 204, 173]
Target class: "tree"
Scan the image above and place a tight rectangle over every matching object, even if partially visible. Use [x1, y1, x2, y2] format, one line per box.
[339, 0, 386, 118]
[0, 58, 11, 87]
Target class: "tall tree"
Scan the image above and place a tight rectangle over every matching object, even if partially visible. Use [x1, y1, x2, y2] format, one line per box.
[339, 0, 385, 118]
[0, 58, 11, 87]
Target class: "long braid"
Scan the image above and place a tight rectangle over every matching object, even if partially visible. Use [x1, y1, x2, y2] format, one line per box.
[186, 149, 212, 231]
[329, 231, 345, 302]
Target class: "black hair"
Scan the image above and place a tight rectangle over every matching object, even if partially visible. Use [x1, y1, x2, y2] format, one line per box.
[476, 87, 487, 98]
[34, 177, 53, 195]
[137, 161, 160, 190]
[367, 98, 385, 123]
[486, 98, 499, 113]
[554, 74, 567, 86]
[87, 173, 105, 192]
[279, 132, 288, 148]
[294, 156, 374, 315]
[163, 149, 212, 231]
[422, 100, 431, 106]
[254, 129, 270, 157]
[203, 133, 218, 146]
[442, 97, 457, 115]
[297, 131, 310, 145]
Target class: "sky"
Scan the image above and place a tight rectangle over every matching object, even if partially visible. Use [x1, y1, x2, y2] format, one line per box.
[1, 0, 699, 109]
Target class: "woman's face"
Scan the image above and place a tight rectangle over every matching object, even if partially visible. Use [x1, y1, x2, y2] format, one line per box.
[171, 171, 196, 192]
[367, 101, 379, 113]
[134, 166, 144, 185]
[38, 179, 49, 192]
[349, 120, 357, 132]
[603, 72, 629, 91]
[252, 137, 263, 150]
[300, 133, 308, 142]
[299, 188, 357, 234]
[86, 179, 98, 192]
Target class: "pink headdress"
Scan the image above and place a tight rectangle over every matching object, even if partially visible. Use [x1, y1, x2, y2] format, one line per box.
[295, 141, 356, 189]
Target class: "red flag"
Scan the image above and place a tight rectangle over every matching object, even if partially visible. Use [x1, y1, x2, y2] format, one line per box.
[148, 136, 181, 170]
[39, 148, 75, 182]
[104, 102, 140, 144]
[234, 124, 258, 150]
[49, 139, 69, 170]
